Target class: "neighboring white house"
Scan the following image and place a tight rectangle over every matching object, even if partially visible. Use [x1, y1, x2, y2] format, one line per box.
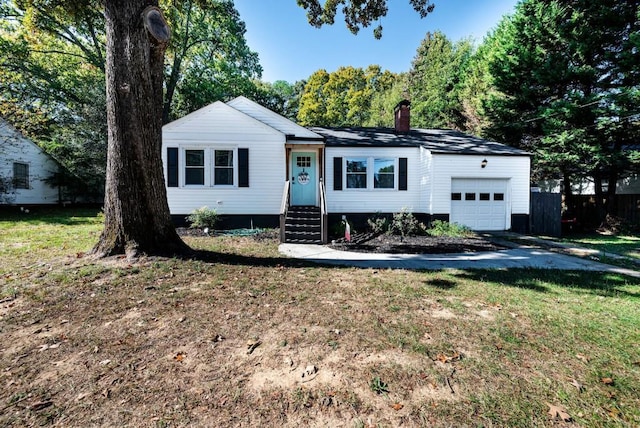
[162, 97, 531, 242]
[539, 175, 640, 195]
[0, 118, 61, 205]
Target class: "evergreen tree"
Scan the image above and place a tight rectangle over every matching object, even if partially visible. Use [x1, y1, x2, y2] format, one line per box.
[484, 0, 640, 222]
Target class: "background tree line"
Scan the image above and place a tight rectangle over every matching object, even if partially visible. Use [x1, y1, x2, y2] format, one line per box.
[1, 0, 639, 224]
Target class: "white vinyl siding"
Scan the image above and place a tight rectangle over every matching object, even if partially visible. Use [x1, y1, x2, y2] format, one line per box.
[326, 147, 421, 213]
[163, 102, 287, 215]
[1, 119, 60, 205]
[429, 154, 530, 230]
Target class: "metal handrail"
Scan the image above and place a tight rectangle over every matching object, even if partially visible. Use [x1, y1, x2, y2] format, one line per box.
[319, 178, 328, 244]
[280, 180, 290, 215]
[279, 180, 290, 243]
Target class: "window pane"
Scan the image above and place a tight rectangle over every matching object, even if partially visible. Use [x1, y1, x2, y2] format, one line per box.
[374, 158, 394, 189]
[13, 163, 29, 189]
[185, 168, 204, 185]
[347, 174, 366, 189]
[346, 158, 367, 189]
[451, 192, 462, 200]
[215, 150, 233, 167]
[494, 193, 504, 201]
[375, 174, 394, 189]
[465, 193, 476, 200]
[186, 150, 204, 166]
[346, 159, 367, 173]
[215, 168, 233, 185]
[296, 156, 311, 167]
[479, 193, 490, 201]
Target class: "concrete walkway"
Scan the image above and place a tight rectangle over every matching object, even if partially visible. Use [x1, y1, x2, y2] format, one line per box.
[278, 240, 640, 278]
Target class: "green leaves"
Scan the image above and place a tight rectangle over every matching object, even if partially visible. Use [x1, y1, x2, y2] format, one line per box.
[297, 66, 397, 127]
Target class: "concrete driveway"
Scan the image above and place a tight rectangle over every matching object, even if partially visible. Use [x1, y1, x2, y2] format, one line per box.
[278, 243, 640, 278]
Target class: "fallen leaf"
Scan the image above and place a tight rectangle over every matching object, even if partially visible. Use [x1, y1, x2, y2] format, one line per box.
[601, 377, 614, 385]
[547, 402, 572, 422]
[570, 378, 584, 392]
[173, 352, 185, 362]
[604, 406, 621, 418]
[435, 351, 461, 363]
[391, 402, 404, 411]
[576, 354, 590, 363]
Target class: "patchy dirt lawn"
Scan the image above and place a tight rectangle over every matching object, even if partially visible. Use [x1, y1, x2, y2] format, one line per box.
[1, 232, 639, 427]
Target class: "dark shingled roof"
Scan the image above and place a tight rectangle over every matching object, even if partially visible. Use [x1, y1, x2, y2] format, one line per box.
[310, 127, 530, 156]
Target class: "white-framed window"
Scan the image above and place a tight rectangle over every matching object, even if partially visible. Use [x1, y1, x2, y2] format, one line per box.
[345, 157, 397, 190]
[374, 158, 394, 189]
[346, 158, 367, 189]
[13, 162, 29, 189]
[214, 149, 234, 185]
[184, 149, 205, 185]
[180, 147, 240, 187]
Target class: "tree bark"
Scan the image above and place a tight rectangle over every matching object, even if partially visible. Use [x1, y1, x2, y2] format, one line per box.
[93, 0, 189, 258]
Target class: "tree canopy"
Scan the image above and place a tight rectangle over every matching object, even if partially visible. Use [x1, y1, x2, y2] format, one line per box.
[0, 0, 262, 198]
[297, 65, 397, 126]
[483, 0, 640, 220]
[297, 0, 435, 39]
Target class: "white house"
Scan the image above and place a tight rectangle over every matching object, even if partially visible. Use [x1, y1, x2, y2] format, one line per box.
[162, 97, 531, 243]
[0, 118, 61, 205]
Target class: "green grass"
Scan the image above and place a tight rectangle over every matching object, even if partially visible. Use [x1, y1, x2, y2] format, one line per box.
[0, 208, 639, 427]
[562, 234, 640, 260]
[0, 207, 103, 277]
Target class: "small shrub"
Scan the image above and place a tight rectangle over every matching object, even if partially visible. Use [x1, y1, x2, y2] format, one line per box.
[369, 377, 389, 395]
[389, 208, 422, 238]
[427, 220, 472, 237]
[367, 212, 389, 234]
[186, 206, 218, 229]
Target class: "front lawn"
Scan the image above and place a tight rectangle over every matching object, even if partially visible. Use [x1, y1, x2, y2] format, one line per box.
[1, 208, 639, 427]
[562, 233, 640, 261]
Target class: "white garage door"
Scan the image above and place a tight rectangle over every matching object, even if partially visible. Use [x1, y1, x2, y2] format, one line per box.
[450, 179, 508, 230]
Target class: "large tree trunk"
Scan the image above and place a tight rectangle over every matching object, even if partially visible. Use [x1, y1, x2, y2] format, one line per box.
[93, 0, 189, 258]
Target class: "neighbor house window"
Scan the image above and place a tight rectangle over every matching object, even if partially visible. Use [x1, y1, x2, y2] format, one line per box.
[185, 150, 205, 185]
[214, 150, 234, 185]
[374, 158, 394, 189]
[346, 158, 367, 189]
[13, 162, 29, 189]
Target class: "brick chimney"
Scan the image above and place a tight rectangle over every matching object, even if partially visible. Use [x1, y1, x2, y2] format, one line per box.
[394, 100, 411, 134]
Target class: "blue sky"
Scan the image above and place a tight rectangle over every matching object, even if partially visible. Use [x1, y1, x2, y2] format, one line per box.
[233, 0, 519, 83]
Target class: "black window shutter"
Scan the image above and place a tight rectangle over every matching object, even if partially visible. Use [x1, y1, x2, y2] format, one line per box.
[167, 147, 178, 187]
[333, 157, 342, 190]
[399, 157, 408, 191]
[238, 148, 249, 187]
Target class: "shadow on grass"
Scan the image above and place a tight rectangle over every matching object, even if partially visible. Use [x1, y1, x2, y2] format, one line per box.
[178, 249, 640, 299]
[0, 207, 102, 225]
[424, 278, 458, 289]
[180, 248, 331, 270]
[453, 269, 640, 299]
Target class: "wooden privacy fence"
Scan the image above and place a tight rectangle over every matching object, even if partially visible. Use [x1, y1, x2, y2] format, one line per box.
[569, 194, 640, 229]
[530, 192, 562, 237]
